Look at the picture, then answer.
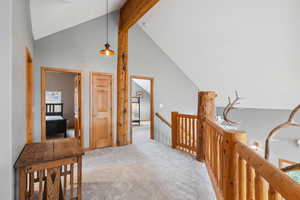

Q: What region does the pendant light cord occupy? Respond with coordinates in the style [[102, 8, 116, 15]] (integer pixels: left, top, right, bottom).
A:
[[106, 0, 109, 44]]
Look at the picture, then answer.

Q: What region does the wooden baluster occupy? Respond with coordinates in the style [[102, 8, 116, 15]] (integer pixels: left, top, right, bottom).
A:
[[179, 117, 182, 150], [246, 164, 255, 200], [214, 131, 218, 176], [216, 133, 220, 184], [185, 118, 191, 152], [19, 169, 26, 200], [29, 171, 34, 200], [171, 112, 178, 149], [238, 157, 246, 200], [191, 118, 195, 153], [70, 163, 74, 199], [46, 167, 61, 200], [210, 129, 214, 168], [212, 129, 215, 169], [209, 126, 212, 163], [184, 117, 187, 152], [77, 157, 82, 200], [63, 165, 67, 200], [269, 185, 281, 200], [38, 170, 43, 200], [194, 118, 197, 153], [207, 126, 211, 163], [255, 173, 265, 200], [220, 134, 224, 191], [181, 117, 185, 151], [212, 130, 216, 172], [188, 118, 191, 153]]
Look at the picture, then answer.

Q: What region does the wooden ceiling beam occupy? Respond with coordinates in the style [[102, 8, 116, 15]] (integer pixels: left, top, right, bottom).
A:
[[119, 0, 159, 32], [117, 0, 159, 146]]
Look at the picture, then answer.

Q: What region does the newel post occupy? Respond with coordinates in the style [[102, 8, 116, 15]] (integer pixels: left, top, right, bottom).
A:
[[196, 91, 217, 161], [223, 130, 247, 200], [171, 112, 178, 148]]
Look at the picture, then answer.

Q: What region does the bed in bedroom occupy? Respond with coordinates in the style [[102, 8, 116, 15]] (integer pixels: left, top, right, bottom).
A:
[[46, 103, 67, 139]]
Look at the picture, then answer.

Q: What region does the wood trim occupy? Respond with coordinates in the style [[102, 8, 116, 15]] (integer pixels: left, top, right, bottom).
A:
[[89, 72, 114, 150], [130, 76, 155, 143], [40, 67, 84, 147], [26, 48, 34, 144]]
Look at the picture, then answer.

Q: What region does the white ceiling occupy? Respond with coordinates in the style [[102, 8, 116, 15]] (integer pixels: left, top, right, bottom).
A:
[[139, 0, 300, 110], [30, 0, 126, 40]]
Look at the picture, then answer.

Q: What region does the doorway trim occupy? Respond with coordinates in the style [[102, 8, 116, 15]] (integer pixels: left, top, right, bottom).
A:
[[26, 48, 33, 144], [40, 67, 84, 146], [89, 72, 114, 150], [130, 75, 154, 143]]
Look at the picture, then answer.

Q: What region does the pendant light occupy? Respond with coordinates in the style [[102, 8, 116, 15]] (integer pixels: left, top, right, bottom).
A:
[[99, 0, 115, 56]]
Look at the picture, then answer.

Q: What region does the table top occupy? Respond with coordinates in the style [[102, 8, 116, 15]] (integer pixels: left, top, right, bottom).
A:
[[14, 139, 84, 168]]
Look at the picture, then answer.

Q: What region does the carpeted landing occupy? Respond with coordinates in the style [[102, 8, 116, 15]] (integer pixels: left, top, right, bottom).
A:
[[82, 130, 215, 200]]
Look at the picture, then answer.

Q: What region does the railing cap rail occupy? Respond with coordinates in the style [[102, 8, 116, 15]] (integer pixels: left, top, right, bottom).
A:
[[236, 141, 300, 200]]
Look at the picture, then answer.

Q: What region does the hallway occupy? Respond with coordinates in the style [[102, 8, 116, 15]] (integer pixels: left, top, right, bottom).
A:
[[82, 131, 216, 200]]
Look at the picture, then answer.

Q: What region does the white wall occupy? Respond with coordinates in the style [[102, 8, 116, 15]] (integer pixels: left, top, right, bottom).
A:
[[33, 12, 199, 148], [11, 0, 34, 199], [140, 0, 300, 110], [0, 0, 34, 199], [0, 0, 13, 199]]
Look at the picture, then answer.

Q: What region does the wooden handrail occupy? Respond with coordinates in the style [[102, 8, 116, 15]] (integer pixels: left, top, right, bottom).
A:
[[236, 141, 300, 200], [155, 112, 171, 128], [203, 117, 300, 200]]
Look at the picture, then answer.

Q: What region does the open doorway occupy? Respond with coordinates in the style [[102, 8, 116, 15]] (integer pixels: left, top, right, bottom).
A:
[[41, 67, 83, 146], [130, 76, 154, 144]]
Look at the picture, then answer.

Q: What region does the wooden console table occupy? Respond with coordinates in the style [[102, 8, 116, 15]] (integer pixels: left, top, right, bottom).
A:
[[15, 140, 84, 200]]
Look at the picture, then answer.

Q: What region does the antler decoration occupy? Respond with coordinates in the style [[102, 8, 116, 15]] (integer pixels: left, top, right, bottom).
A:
[[223, 91, 242, 125], [264, 105, 300, 160]]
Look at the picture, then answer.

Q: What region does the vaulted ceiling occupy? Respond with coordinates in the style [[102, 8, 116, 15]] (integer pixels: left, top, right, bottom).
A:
[[139, 0, 300, 110], [30, 0, 126, 40], [30, 0, 300, 109]]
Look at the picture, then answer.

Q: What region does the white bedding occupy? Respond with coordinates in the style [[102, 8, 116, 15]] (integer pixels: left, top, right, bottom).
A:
[[46, 115, 64, 121]]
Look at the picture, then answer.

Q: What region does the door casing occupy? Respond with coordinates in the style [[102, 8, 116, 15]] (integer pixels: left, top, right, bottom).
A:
[[40, 67, 84, 146], [26, 48, 33, 144], [130, 75, 154, 143]]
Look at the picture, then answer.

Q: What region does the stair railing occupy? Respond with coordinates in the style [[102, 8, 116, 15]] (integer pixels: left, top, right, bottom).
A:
[[171, 91, 300, 200]]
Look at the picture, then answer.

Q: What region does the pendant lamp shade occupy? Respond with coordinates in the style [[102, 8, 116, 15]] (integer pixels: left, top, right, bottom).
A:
[[99, 0, 115, 56], [99, 43, 115, 56]]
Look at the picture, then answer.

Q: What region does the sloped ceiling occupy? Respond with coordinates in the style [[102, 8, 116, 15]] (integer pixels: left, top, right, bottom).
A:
[[30, 0, 126, 40], [139, 0, 300, 110]]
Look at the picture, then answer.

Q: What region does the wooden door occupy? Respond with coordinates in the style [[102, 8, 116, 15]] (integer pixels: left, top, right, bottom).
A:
[[90, 73, 113, 149]]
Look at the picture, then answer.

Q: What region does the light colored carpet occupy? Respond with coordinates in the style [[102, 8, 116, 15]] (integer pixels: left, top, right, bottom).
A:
[[82, 127, 216, 200]]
